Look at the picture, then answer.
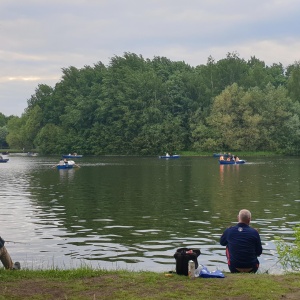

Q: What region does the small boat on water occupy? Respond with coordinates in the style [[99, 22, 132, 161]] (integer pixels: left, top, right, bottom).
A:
[[27, 152, 38, 157], [219, 159, 246, 165], [56, 160, 76, 169], [0, 158, 9, 163], [62, 154, 83, 159], [159, 154, 180, 159], [57, 164, 74, 169]]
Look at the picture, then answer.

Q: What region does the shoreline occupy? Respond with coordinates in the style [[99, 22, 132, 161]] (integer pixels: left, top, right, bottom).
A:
[[0, 268, 299, 299]]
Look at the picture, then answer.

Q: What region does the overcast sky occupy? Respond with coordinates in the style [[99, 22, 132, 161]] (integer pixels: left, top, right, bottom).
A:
[[1, 0, 300, 117]]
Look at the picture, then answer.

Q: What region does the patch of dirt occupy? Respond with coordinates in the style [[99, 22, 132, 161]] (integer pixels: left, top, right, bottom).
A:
[[1, 274, 300, 300]]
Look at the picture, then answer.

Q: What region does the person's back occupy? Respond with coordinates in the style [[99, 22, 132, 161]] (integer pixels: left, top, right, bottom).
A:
[[68, 160, 75, 166], [220, 209, 262, 273]]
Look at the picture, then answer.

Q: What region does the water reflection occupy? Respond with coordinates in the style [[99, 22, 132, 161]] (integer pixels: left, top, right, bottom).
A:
[[1, 155, 299, 273], [58, 168, 75, 181]]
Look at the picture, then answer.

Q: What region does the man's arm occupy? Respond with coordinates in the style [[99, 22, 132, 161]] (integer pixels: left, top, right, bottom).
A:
[[255, 232, 263, 256], [220, 229, 228, 246]]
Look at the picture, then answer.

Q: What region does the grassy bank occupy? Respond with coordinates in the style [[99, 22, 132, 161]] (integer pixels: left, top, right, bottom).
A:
[[179, 151, 280, 157], [0, 149, 33, 154], [1, 268, 300, 300], [0, 149, 286, 157]]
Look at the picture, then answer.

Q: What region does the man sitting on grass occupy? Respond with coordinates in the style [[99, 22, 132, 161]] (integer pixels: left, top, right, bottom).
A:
[[0, 236, 20, 270], [220, 209, 262, 273]]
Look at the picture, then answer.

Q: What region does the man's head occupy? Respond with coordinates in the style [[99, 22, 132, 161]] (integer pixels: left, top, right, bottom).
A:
[[238, 209, 251, 224]]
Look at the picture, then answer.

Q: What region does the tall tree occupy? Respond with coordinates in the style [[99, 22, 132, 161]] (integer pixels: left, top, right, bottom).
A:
[[287, 61, 300, 102], [6, 117, 25, 149], [0, 126, 8, 148]]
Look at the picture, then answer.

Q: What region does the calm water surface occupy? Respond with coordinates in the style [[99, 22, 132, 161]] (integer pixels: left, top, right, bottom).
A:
[[1, 154, 299, 274]]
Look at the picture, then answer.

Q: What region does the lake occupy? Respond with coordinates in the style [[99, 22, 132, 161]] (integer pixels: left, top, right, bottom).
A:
[[1, 154, 299, 274]]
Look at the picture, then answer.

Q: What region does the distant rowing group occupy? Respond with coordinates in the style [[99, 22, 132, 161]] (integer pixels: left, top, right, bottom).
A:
[[56, 158, 80, 169], [219, 154, 240, 162], [54, 152, 83, 169], [219, 154, 246, 165]]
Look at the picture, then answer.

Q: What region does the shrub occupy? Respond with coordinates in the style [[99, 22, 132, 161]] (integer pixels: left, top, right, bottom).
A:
[[276, 225, 300, 271]]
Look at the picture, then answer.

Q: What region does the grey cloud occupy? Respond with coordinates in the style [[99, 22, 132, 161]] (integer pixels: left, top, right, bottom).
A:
[[1, 0, 300, 116]]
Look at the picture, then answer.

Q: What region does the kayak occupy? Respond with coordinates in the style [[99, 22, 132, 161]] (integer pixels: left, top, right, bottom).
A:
[[219, 160, 246, 165], [159, 155, 180, 159], [57, 164, 74, 169], [57, 160, 76, 169], [0, 158, 9, 163]]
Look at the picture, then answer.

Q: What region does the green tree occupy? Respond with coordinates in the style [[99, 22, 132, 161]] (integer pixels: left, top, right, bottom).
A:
[[6, 117, 25, 149], [0, 112, 7, 127], [190, 113, 220, 152], [8, 52, 300, 155], [257, 84, 292, 151], [24, 105, 43, 149], [266, 63, 286, 87], [243, 56, 269, 89], [287, 61, 300, 102], [207, 83, 248, 150], [26, 84, 57, 125], [34, 124, 64, 154], [213, 52, 248, 94], [0, 126, 8, 148]]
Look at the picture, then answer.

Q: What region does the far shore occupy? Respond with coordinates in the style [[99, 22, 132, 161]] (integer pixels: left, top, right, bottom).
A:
[[0, 149, 285, 157]]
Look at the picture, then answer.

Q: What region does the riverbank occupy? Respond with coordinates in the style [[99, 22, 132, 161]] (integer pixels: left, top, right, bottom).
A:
[[1, 268, 300, 299], [180, 150, 281, 157], [0, 149, 282, 157]]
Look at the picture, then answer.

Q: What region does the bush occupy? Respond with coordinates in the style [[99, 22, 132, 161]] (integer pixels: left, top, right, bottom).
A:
[[276, 225, 300, 271]]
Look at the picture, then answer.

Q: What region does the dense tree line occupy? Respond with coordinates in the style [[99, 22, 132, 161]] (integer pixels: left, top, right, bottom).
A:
[[2, 52, 300, 155], [0, 113, 11, 149]]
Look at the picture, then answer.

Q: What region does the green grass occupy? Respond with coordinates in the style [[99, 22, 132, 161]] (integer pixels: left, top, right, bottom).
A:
[[0, 268, 300, 299], [0, 149, 34, 154]]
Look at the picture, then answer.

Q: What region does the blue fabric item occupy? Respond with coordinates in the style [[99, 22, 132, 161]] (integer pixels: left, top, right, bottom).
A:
[[199, 266, 225, 278]]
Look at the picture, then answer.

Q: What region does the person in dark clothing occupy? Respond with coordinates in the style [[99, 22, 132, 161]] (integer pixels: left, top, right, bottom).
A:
[[220, 209, 262, 273], [0, 237, 20, 270]]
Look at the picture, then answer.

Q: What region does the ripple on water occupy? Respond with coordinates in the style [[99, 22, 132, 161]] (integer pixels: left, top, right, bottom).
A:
[[1, 156, 299, 274]]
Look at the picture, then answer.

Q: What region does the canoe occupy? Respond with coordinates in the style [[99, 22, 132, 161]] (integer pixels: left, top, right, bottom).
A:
[[62, 154, 83, 159], [159, 155, 180, 159], [0, 158, 9, 163], [219, 160, 246, 165], [57, 164, 74, 169], [57, 160, 76, 169]]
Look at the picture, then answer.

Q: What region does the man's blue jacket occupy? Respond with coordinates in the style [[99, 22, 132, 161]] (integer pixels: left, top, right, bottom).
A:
[[220, 223, 263, 268]]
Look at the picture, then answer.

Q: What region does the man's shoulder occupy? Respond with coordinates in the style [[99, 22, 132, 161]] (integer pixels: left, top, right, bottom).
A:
[[224, 225, 239, 231]]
